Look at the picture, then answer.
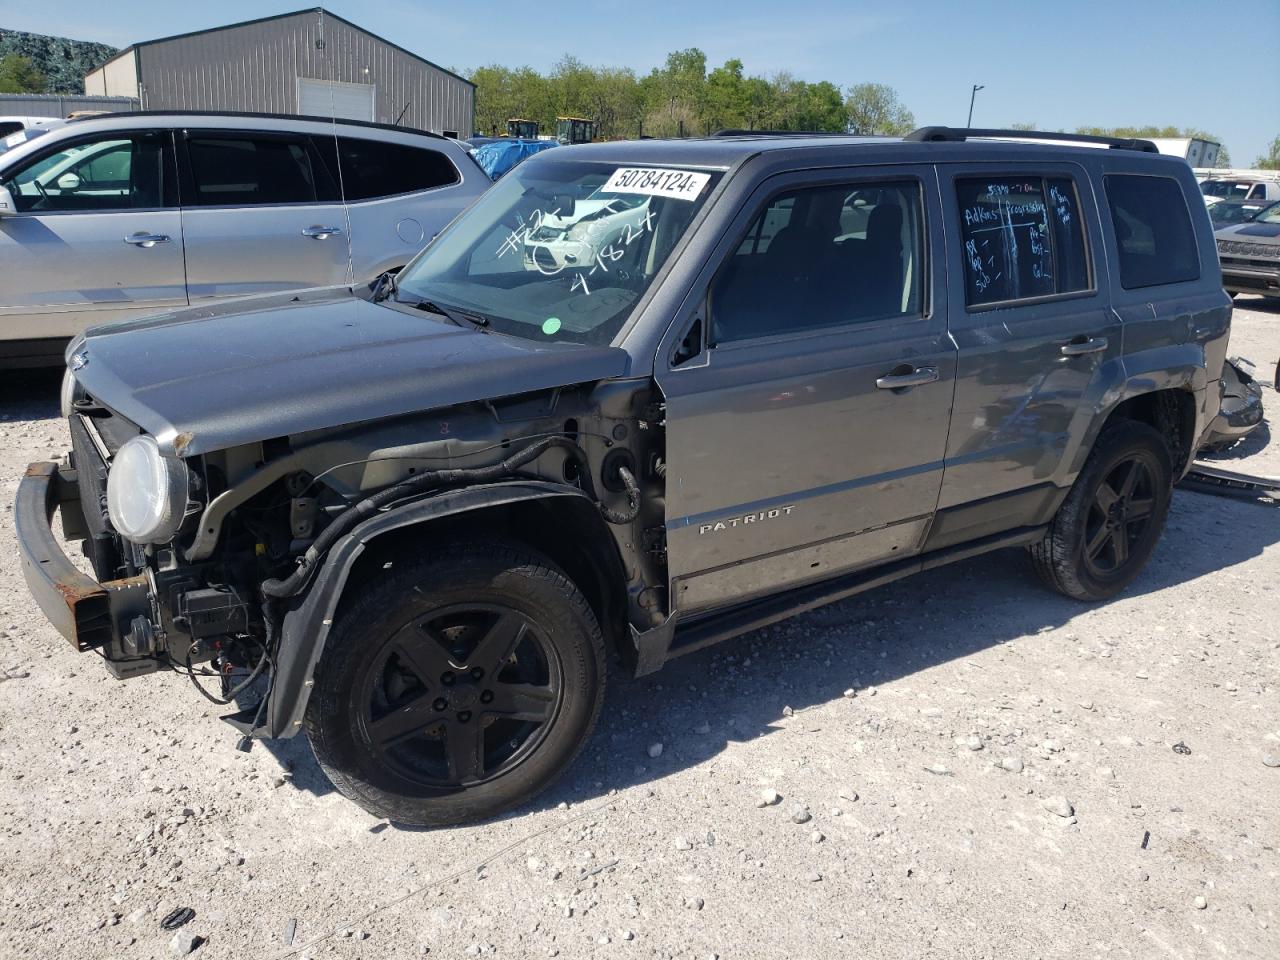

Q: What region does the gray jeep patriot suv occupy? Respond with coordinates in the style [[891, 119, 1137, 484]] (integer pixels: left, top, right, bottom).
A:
[[16, 127, 1231, 826]]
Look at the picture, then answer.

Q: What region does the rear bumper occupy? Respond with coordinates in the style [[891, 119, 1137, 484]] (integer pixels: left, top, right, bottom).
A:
[[1204, 398, 1264, 446], [14, 461, 147, 652], [1202, 364, 1265, 448], [1203, 391, 1264, 450]]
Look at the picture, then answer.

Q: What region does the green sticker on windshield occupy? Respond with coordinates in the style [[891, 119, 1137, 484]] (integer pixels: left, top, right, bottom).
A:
[[542, 317, 562, 335]]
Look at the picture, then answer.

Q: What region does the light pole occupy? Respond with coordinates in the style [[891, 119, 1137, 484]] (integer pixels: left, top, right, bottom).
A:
[[967, 84, 984, 127]]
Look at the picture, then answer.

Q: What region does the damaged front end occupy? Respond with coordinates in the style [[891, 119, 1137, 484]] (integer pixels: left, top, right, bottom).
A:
[[16, 376, 670, 740], [17, 397, 270, 695], [15, 461, 149, 664]]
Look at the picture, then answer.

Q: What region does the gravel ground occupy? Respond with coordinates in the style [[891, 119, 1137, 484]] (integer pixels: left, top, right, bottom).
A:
[[1, 299, 1277, 960]]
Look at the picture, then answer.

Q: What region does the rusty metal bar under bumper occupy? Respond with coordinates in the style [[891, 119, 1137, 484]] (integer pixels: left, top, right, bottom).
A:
[[15, 460, 146, 650]]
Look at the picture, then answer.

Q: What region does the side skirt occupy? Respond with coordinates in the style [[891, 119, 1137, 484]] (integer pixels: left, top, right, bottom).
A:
[[632, 524, 1047, 673]]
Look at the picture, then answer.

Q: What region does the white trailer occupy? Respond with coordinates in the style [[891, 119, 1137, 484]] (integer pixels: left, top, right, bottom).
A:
[[1149, 137, 1221, 167]]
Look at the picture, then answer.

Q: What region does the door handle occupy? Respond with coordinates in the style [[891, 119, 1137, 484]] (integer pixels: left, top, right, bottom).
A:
[[1060, 336, 1108, 357], [123, 233, 170, 247], [301, 225, 342, 239], [875, 364, 939, 390]]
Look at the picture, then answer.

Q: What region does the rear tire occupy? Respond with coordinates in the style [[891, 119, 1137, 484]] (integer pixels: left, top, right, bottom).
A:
[[1030, 420, 1173, 601], [305, 540, 605, 826]]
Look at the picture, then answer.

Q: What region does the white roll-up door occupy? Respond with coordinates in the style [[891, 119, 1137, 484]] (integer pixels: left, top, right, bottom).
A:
[[297, 78, 375, 122]]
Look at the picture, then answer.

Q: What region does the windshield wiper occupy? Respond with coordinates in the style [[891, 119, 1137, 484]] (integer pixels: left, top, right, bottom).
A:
[[411, 298, 490, 332], [381, 281, 493, 331]]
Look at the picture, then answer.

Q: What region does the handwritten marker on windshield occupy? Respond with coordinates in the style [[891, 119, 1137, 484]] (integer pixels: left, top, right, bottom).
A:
[[542, 317, 562, 335]]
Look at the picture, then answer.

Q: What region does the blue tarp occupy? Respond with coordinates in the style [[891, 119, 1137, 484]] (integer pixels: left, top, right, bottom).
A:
[[472, 138, 558, 180]]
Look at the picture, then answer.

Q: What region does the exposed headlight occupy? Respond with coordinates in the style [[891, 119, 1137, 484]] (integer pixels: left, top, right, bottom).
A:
[[567, 220, 604, 242], [106, 435, 190, 544], [59, 370, 77, 418]]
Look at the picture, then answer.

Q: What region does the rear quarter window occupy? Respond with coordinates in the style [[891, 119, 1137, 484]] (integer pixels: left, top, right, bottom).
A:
[[1104, 174, 1199, 289], [330, 137, 460, 201]]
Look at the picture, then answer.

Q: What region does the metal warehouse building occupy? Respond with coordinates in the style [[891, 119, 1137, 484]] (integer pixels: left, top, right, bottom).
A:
[[83, 8, 474, 136]]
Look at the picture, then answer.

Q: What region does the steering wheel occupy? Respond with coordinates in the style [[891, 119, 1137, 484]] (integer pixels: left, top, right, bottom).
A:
[[31, 177, 49, 203]]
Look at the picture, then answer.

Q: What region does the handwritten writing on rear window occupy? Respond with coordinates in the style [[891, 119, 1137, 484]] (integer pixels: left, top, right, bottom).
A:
[[958, 178, 1055, 304]]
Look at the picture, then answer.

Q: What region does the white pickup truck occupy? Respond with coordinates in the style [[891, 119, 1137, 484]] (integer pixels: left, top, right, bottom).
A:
[[1196, 168, 1280, 203]]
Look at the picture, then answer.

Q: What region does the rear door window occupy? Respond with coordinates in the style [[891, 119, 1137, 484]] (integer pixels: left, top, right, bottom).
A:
[[318, 136, 461, 201], [1104, 174, 1199, 289], [956, 175, 1091, 307], [185, 134, 337, 206]]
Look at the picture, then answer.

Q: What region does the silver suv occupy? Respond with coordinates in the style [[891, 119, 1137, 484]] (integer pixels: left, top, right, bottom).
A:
[[0, 111, 488, 367]]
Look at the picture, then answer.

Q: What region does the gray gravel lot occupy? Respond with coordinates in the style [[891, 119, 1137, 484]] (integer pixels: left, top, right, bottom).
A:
[[1, 298, 1277, 960]]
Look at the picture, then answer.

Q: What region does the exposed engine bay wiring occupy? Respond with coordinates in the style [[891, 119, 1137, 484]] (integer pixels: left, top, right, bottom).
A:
[[235, 430, 622, 514], [262, 436, 640, 600], [180, 634, 272, 707]]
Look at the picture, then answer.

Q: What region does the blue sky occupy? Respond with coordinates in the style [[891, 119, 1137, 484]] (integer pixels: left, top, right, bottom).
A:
[[7, 0, 1279, 161]]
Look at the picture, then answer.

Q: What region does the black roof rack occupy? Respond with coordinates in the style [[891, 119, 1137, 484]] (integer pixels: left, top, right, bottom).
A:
[[67, 109, 445, 141], [904, 126, 1159, 154], [711, 129, 848, 138]]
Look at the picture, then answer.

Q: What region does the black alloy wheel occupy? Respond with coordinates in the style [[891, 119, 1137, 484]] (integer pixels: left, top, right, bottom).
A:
[[356, 602, 562, 788], [1080, 455, 1159, 578], [306, 540, 605, 826], [1030, 420, 1174, 601]]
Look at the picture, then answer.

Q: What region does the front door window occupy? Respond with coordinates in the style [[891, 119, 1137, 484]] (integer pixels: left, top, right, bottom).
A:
[[2, 133, 172, 212], [711, 180, 924, 342]]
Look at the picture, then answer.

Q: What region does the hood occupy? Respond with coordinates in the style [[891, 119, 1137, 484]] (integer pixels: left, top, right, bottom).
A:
[[69, 287, 630, 457], [1217, 221, 1280, 240]]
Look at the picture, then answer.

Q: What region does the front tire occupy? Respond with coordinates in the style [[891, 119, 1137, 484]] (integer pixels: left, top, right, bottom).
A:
[[305, 540, 605, 826], [1030, 420, 1173, 601]]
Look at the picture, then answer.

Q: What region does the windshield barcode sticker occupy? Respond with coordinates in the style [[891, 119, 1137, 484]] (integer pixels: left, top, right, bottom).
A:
[[603, 167, 710, 201]]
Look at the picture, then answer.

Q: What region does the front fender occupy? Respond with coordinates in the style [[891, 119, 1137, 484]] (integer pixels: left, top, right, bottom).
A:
[[263, 480, 602, 738]]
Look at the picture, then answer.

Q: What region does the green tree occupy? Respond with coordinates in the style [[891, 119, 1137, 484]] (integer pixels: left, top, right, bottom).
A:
[[704, 58, 749, 131], [468, 50, 916, 142], [1009, 121, 1038, 131], [1254, 136, 1280, 170], [792, 80, 846, 132], [742, 76, 777, 131], [640, 48, 707, 135], [468, 64, 551, 136], [844, 83, 915, 135], [551, 56, 642, 139], [0, 54, 46, 94], [763, 75, 845, 133]]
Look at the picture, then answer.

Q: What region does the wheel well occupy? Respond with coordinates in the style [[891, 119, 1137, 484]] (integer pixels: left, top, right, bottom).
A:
[[335, 496, 631, 661], [1103, 388, 1196, 473]]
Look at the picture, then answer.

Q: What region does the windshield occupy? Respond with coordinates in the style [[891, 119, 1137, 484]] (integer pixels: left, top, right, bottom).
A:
[[1201, 180, 1254, 199], [1255, 201, 1280, 225], [1211, 201, 1269, 225], [0, 125, 52, 157], [394, 158, 721, 345]]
